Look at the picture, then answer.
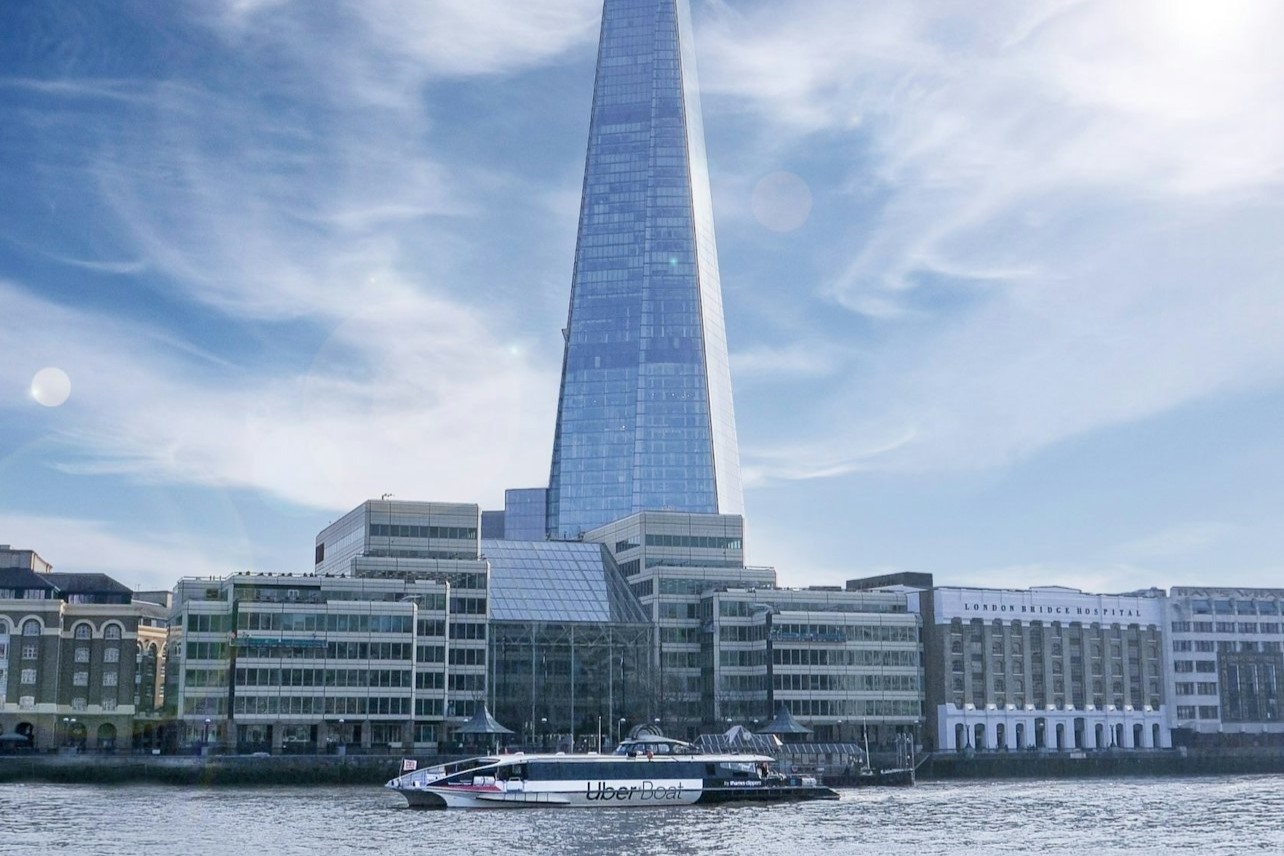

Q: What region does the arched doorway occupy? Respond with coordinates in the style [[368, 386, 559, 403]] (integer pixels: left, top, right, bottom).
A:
[[97, 723, 118, 752], [1095, 723, 1106, 748], [954, 723, 966, 751], [1133, 723, 1144, 748], [1034, 718, 1047, 749], [1152, 723, 1162, 748], [1015, 722, 1026, 749], [67, 721, 88, 749]]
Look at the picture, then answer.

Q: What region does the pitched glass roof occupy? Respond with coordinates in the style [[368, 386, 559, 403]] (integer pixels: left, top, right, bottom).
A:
[[481, 540, 649, 624]]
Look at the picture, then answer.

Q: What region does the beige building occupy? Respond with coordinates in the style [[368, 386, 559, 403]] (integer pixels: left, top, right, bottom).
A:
[[1, 546, 168, 751]]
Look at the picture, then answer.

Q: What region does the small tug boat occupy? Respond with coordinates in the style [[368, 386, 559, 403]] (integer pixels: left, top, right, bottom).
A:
[[386, 734, 839, 809]]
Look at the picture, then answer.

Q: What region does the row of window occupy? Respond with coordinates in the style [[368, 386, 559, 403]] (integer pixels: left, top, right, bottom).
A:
[[232, 695, 411, 716], [1173, 660, 1219, 673], [236, 612, 413, 634], [774, 624, 919, 644], [773, 698, 923, 718], [0, 619, 123, 637], [772, 649, 921, 668], [1175, 705, 1223, 720], [1181, 599, 1282, 616], [642, 534, 741, 551], [368, 523, 478, 541], [1172, 621, 1284, 634], [1174, 682, 1221, 695], [184, 641, 414, 661], [773, 673, 922, 693], [229, 668, 414, 688]]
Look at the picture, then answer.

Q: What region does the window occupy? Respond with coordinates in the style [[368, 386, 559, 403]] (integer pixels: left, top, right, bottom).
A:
[[74, 624, 92, 640], [22, 644, 38, 660], [75, 647, 90, 663], [21, 669, 37, 684], [104, 625, 122, 641], [103, 671, 118, 687], [102, 697, 117, 712], [73, 671, 89, 686], [104, 648, 119, 664], [1171, 621, 1192, 633], [22, 619, 40, 636], [71, 697, 87, 711]]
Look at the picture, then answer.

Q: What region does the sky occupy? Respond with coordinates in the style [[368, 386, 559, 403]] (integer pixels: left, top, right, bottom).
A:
[[3, 0, 1283, 595]]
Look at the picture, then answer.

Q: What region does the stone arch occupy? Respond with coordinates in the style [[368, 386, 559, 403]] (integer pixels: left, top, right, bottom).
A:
[[102, 622, 124, 640], [21, 618, 42, 636], [73, 622, 93, 640], [97, 723, 118, 750]]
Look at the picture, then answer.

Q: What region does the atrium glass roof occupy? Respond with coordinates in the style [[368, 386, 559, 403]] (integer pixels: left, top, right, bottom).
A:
[[481, 540, 649, 624]]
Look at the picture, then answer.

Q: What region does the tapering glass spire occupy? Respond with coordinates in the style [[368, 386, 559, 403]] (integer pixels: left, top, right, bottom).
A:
[[547, 0, 743, 539]]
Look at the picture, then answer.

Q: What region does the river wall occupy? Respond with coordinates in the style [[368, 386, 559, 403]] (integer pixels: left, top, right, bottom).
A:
[[918, 747, 1284, 780], [0, 754, 400, 786], [4, 749, 1284, 787]]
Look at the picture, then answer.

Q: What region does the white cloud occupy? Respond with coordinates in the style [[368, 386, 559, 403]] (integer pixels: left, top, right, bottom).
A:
[[700, 0, 1284, 479], [1, 271, 555, 513], [0, 513, 235, 590]]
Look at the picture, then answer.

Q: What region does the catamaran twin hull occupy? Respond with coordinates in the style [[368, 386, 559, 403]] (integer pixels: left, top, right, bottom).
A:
[[387, 754, 839, 809]]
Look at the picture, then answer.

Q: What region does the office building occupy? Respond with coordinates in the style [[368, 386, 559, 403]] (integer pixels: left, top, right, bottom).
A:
[[703, 586, 923, 746], [586, 511, 770, 734], [546, 0, 743, 539], [1165, 587, 1283, 746]]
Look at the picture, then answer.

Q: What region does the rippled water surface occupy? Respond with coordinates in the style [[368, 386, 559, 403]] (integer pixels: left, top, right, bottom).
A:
[[3, 776, 1282, 855]]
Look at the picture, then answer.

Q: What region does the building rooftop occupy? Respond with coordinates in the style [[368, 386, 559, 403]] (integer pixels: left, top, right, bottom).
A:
[[482, 540, 648, 624]]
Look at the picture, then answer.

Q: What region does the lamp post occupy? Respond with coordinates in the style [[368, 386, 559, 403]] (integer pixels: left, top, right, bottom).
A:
[[540, 717, 547, 751], [617, 717, 626, 746]]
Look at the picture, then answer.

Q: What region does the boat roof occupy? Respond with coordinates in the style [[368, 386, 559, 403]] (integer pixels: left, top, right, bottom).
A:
[[437, 750, 774, 766]]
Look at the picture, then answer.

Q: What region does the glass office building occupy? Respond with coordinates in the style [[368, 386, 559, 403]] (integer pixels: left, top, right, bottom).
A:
[[482, 540, 653, 748], [547, 0, 743, 539]]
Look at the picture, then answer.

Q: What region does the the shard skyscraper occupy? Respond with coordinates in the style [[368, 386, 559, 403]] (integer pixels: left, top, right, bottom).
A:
[[547, 0, 743, 539]]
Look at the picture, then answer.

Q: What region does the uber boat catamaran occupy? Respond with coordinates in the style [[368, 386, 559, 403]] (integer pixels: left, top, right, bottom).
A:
[[386, 734, 839, 809]]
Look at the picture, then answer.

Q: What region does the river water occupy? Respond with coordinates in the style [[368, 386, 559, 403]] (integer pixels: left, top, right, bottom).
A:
[[2, 776, 1282, 855]]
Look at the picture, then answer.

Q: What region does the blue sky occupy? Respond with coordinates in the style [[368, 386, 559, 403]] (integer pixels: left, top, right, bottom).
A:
[[3, 0, 1283, 594]]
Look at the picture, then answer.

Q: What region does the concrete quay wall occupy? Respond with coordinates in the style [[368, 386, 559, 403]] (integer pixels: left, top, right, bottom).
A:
[[919, 748, 1284, 780], [0, 754, 403, 786]]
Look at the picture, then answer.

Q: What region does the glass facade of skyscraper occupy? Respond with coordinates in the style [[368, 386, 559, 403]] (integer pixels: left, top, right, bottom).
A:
[[546, 0, 743, 539]]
